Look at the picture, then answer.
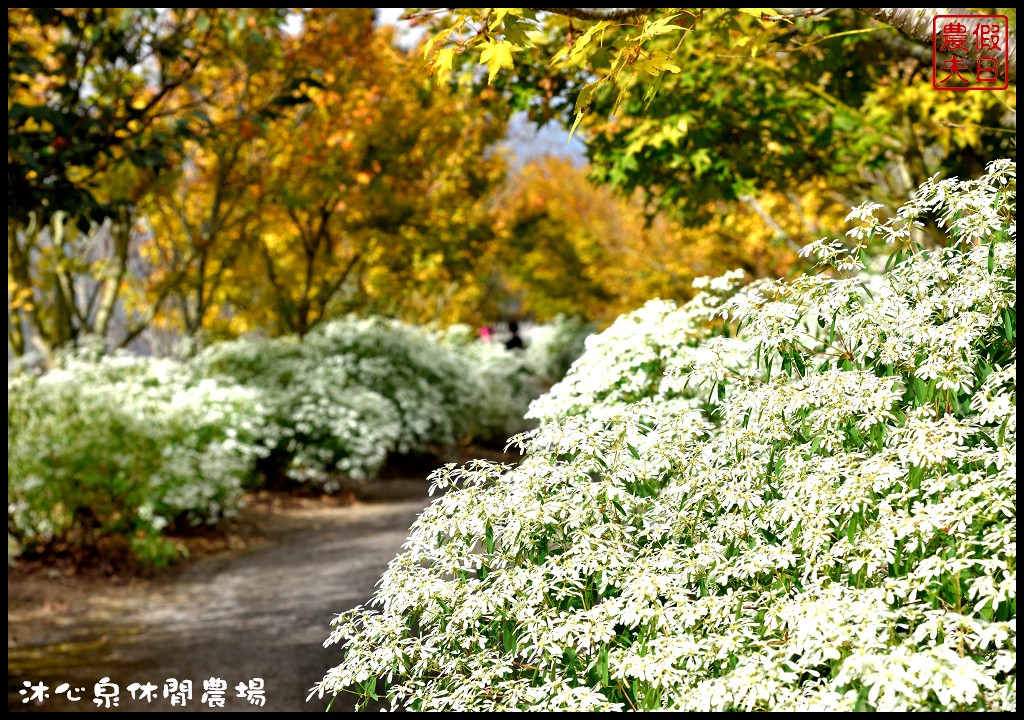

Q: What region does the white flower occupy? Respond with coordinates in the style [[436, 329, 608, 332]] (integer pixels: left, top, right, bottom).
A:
[[315, 163, 1017, 712]]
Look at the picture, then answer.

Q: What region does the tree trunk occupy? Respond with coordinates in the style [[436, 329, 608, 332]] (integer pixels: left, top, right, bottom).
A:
[[93, 207, 132, 339]]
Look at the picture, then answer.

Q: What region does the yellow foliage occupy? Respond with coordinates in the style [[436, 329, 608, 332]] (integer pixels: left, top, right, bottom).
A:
[[489, 157, 846, 326], [132, 8, 509, 338]]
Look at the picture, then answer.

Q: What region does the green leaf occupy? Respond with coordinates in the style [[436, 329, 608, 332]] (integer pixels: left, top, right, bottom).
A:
[[502, 16, 532, 46], [794, 353, 806, 376], [569, 81, 599, 138], [690, 148, 711, 177], [503, 623, 515, 652], [997, 413, 1010, 445]]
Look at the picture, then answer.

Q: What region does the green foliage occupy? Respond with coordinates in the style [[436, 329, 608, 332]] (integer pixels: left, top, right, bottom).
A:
[[7, 8, 222, 224], [421, 8, 1015, 222]]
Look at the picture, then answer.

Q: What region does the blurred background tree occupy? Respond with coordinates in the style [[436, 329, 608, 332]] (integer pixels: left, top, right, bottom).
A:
[[8, 7, 1016, 359], [8, 8, 220, 355]]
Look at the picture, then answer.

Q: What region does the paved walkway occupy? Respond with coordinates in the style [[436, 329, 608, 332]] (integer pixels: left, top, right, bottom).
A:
[[9, 495, 433, 713]]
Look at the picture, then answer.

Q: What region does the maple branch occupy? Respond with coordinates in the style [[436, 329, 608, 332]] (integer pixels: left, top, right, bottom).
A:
[[532, 8, 654, 21], [531, 8, 1015, 82]]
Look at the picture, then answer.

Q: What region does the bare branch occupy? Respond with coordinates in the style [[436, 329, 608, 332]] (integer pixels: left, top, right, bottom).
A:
[[874, 25, 935, 65], [762, 8, 830, 22], [532, 8, 655, 21]]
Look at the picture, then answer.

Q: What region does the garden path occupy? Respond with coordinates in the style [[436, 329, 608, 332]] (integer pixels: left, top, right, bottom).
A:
[[9, 482, 439, 713]]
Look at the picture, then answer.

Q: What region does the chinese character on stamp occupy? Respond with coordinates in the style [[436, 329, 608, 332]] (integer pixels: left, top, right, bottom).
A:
[[932, 14, 1010, 90]]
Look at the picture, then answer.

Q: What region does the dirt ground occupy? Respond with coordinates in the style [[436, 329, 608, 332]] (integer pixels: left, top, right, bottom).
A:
[[8, 447, 517, 713]]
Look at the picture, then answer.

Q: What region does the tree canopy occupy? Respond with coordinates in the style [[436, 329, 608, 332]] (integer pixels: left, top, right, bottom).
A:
[[8, 9, 509, 355], [8, 7, 1016, 358], [416, 7, 1015, 219]]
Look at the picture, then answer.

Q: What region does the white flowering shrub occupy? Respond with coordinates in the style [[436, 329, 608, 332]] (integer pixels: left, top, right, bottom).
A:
[[526, 272, 752, 430], [433, 324, 543, 443], [8, 351, 265, 567], [8, 310, 579, 567], [313, 161, 1016, 712], [199, 316, 505, 490], [304, 316, 486, 455], [194, 336, 402, 490], [521, 315, 596, 387], [433, 317, 597, 444]]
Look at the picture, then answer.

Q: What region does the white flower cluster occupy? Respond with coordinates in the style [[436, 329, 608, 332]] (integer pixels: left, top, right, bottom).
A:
[[527, 269, 749, 426], [9, 313, 589, 564], [313, 162, 1016, 712], [432, 325, 542, 443], [196, 334, 403, 490], [305, 317, 486, 455], [521, 315, 596, 386], [198, 315, 535, 489], [8, 352, 266, 560], [432, 314, 596, 443]]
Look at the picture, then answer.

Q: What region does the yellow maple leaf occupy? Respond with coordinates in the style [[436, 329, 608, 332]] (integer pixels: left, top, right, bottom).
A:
[[479, 40, 516, 84]]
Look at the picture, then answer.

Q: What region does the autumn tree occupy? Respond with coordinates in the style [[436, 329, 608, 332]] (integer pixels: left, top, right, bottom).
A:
[[7, 8, 227, 356], [223, 8, 507, 337], [489, 156, 853, 323], [14, 7, 1011, 356], [9, 8, 512, 352], [417, 8, 1015, 225], [139, 8, 307, 340], [7, 8, 219, 224]]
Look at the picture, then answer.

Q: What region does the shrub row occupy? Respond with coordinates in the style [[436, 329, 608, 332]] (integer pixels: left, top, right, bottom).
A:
[[8, 315, 592, 567]]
